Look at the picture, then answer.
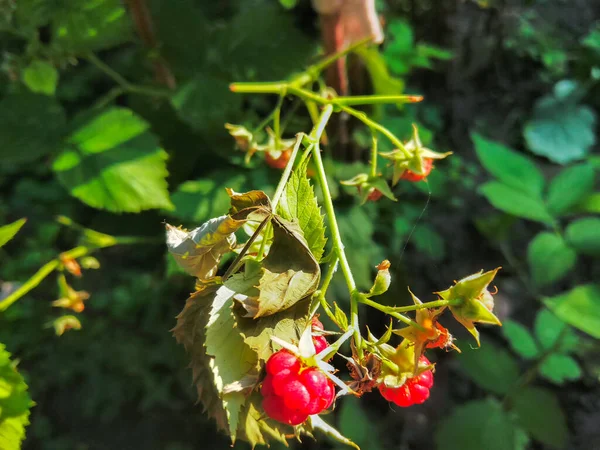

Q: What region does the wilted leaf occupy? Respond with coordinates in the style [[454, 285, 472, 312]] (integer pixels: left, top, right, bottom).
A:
[[527, 232, 577, 287], [511, 387, 568, 449], [253, 217, 320, 317], [539, 354, 582, 384], [502, 320, 539, 359], [53, 108, 173, 213], [546, 164, 595, 216], [166, 216, 241, 280], [524, 82, 596, 164], [22, 60, 58, 95], [565, 218, 600, 256], [0, 219, 27, 248], [173, 287, 227, 430], [205, 282, 259, 439], [472, 133, 545, 197], [544, 284, 600, 339], [0, 344, 34, 450], [436, 398, 528, 450], [479, 182, 554, 224], [0, 92, 66, 164], [457, 339, 520, 395], [277, 162, 327, 261], [228, 189, 271, 215], [238, 393, 288, 448], [310, 412, 361, 450]]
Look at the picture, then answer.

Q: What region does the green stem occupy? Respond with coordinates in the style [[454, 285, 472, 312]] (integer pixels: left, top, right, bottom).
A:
[[359, 297, 426, 331], [271, 135, 304, 209], [320, 257, 339, 297], [86, 53, 170, 98], [273, 94, 284, 151], [389, 298, 457, 313], [340, 105, 411, 158], [0, 246, 88, 312], [310, 105, 363, 352], [370, 134, 378, 178], [332, 95, 423, 106], [229, 81, 287, 94]]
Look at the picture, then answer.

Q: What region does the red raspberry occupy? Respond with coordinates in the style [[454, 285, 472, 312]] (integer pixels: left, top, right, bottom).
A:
[[400, 158, 434, 182], [261, 350, 335, 426], [366, 188, 383, 202], [311, 316, 329, 355], [378, 356, 434, 407], [265, 149, 291, 170]]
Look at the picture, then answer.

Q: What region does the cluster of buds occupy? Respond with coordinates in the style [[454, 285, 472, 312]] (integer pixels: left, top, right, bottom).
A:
[[225, 123, 295, 169], [342, 125, 452, 202]]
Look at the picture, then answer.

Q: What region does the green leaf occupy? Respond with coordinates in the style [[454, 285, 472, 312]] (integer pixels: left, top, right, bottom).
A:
[[171, 74, 242, 134], [169, 171, 247, 223], [0, 92, 66, 164], [511, 387, 568, 449], [575, 192, 600, 214], [277, 162, 327, 261], [52, 0, 132, 52], [472, 133, 545, 197], [247, 217, 320, 318], [527, 232, 577, 287], [356, 47, 405, 96], [53, 108, 173, 213], [173, 285, 259, 441], [502, 320, 539, 359], [479, 182, 554, 224], [239, 393, 288, 447], [457, 339, 520, 395], [22, 60, 58, 95], [539, 354, 582, 384], [205, 282, 259, 440], [534, 309, 579, 353], [524, 83, 597, 164], [565, 217, 600, 256], [544, 284, 600, 338], [333, 302, 349, 331], [546, 164, 595, 216], [435, 398, 529, 450], [279, 0, 298, 8], [217, 3, 315, 81], [236, 297, 310, 363], [0, 219, 27, 248], [0, 343, 34, 450]]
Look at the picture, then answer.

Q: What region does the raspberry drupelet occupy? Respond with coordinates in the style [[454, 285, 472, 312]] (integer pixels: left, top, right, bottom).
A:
[[378, 356, 434, 407], [262, 350, 335, 425]]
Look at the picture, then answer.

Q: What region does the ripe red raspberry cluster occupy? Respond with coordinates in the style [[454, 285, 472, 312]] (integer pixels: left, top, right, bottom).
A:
[[311, 316, 328, 354], [262, 350, 335, 425], [378, 356, 434, 407]]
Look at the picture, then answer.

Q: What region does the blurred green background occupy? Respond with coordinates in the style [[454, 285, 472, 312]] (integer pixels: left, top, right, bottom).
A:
[[1, 0, 600, 449]]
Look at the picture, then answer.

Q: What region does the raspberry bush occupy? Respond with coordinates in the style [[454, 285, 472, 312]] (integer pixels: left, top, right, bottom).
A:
[[167, 39, 503, 448]]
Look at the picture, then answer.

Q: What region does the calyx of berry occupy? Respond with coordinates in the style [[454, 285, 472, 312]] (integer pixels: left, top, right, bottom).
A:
[[373, 338, 434, 389], [341, 173, 396, 203], [378, 356, 434, 407], [435, 268, 502, 345], [394, 289, 459, 368], [379, 125, 451, 185]]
